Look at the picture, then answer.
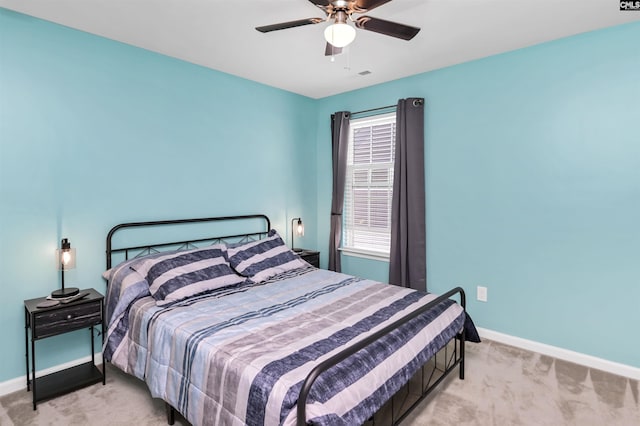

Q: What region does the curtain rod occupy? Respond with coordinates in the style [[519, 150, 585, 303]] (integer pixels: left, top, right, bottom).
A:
[[351, 104, 396, 117]]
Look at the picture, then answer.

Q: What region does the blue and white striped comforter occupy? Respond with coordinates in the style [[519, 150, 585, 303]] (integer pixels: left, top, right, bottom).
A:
[[105, 267, 473, 426]]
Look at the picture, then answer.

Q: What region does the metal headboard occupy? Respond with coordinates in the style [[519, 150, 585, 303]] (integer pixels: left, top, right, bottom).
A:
[[106, 214, 271, 269]]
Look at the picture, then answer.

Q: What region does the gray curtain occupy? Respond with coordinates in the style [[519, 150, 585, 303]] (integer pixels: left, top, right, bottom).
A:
[[389, 98, 426, 291], [328, 111, 350, 272]]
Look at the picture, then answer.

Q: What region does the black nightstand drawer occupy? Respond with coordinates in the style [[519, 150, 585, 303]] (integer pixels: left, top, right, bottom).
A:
[[33, 301, 102, 339], [302, 253, 319, 268], [296, 250, 320, 268]]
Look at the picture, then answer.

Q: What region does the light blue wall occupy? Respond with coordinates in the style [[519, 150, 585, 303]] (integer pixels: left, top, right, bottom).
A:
[[2, 9, 638, 388], [0, 10, 317, 382], [315, 21, 640, 368]]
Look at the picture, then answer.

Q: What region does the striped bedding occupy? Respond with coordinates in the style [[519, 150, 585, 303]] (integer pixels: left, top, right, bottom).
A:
[[105, 266, 476, 426]]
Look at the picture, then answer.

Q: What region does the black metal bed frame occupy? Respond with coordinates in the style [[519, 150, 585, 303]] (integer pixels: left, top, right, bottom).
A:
[[105, 214, 467, 426]]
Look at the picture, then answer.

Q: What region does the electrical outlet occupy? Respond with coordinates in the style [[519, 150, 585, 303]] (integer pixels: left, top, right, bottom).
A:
[[477, 286, 488, 302]]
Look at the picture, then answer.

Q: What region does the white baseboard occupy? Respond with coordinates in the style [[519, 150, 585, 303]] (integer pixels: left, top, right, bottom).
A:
[[0, 353, 103, 398], [477, 327, 640, 380]]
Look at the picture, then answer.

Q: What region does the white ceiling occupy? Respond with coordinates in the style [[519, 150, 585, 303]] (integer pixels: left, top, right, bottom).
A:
[[2, 0, 639, 99]]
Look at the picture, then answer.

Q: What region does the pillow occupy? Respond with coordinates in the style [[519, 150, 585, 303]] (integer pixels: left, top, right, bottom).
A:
[[226, 229, 308, 282], [132, 244, 245, 306], [103, 257, 151, 327]]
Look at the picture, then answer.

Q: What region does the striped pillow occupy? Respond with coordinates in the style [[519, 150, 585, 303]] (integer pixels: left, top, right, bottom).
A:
[[227, 230, 308, 282], [132, 244, 245, 306]]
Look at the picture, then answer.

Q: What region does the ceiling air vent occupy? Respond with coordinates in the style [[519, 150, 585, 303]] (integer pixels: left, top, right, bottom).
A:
[[358, 70, 372, 76]]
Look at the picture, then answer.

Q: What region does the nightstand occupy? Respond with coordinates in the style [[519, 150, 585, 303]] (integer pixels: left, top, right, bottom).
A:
[[24, 288, 105, 410], [295, 249, 320, 268]]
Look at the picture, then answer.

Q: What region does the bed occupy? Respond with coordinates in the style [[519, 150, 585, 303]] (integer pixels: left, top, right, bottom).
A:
[[103, 214, 479, 426]]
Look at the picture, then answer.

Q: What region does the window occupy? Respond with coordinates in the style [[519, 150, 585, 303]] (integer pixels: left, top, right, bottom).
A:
[[343, 112, 396, 259]]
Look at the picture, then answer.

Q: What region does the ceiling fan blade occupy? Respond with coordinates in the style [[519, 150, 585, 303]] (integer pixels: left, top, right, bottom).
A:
[[307, 0, 331, 6], [325, 42, 343, 56], [355, 16, 420, 40], [256, 18, 323, 33], [354, 0, 393, 13]]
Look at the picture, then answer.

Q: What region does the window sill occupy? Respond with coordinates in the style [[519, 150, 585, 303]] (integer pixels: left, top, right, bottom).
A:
[[339, 247, 389, 262]]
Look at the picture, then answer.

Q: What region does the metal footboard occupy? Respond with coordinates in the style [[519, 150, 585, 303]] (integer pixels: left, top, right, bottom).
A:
[[297, 287, 467, 426]]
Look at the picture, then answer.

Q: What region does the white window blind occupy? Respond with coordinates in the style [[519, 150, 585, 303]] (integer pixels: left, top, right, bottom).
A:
[[343, 112, 396, 257]]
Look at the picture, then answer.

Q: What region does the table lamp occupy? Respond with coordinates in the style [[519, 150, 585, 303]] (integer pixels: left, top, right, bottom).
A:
[[52, 238, 79, 298]]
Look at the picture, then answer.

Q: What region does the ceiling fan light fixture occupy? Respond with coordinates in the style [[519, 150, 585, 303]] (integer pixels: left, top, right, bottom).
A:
[[324, 22, 356, 48]]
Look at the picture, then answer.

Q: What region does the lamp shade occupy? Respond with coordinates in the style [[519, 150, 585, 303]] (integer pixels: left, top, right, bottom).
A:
[[291, 218, 304, 252], [295, 219, 304, 237], [56, 238, 76, 270], [324, 22, 356, 48]]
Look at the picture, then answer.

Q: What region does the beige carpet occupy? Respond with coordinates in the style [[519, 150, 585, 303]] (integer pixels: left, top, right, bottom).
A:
[[0, 340, 637, 425]]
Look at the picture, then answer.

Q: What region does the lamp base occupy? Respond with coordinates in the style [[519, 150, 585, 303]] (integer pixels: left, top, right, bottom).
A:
[[51, 287, 80, 299]]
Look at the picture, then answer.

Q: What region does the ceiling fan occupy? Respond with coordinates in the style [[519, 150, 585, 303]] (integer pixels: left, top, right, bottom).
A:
[[256, 0, 420, 56]]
